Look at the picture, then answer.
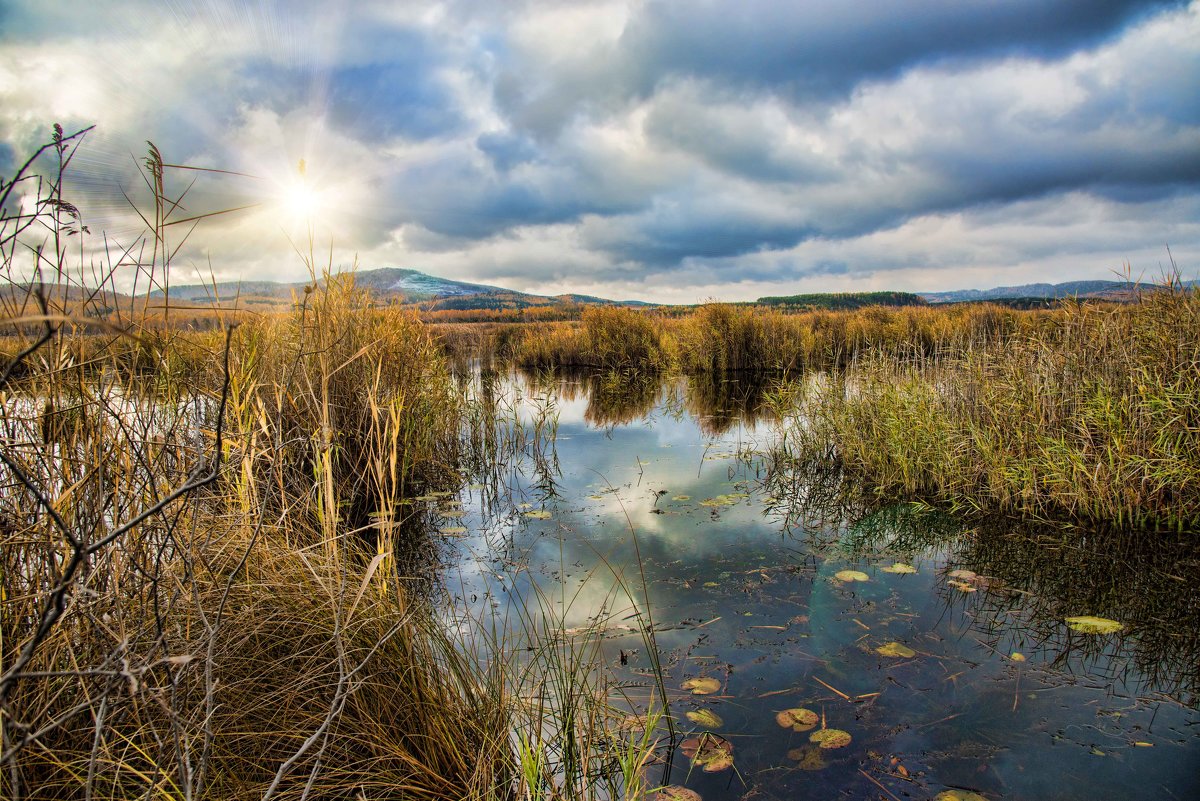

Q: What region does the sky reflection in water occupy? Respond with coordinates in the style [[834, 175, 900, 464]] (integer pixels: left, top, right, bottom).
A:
[[440, 371, 1200, 801]]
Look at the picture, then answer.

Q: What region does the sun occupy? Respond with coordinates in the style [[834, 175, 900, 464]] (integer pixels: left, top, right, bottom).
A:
[[275, 159, 324, 226]]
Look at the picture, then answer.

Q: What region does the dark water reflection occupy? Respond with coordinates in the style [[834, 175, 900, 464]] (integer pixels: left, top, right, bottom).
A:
[[441, 369, 1200, 801]]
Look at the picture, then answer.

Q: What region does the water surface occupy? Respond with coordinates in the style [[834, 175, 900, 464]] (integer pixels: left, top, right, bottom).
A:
[[437, 370, 1200, 800]]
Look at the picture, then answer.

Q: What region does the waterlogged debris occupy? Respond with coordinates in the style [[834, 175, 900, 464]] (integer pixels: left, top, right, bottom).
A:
[[673, 495, 691, 501], [834, 570, 870, 583], [686, 708, 724, 728], [682, 677, 721, 695], [523, 510, 553, 520], [655, 787, 701, 801], [1065, 616, 1124, 635], [680, 735, 734, 772], [935, 792, 987, 801], [787, 744, 828, 770], [437, 527, 468, 536], [881, 562, 917, 574], [809, 728, 852, 749], [775, 707, 819, 732], [875, 642, 916, 658]]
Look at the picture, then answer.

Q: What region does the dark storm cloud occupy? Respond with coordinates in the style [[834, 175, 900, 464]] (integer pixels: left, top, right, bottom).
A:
[[493, 0, 1182, 136], [621, 0, 1176, 93]]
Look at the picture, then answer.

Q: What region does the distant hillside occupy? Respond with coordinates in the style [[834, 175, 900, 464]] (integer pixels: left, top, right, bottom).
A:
[[920, 279, 1197, 304], [756, 291, 927, 310], [151, 267, 647, 310]]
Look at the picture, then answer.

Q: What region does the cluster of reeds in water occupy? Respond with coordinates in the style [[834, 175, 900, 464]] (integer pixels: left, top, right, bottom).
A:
[[463, 273, 1199, 532], [0, 129, 663, 800]]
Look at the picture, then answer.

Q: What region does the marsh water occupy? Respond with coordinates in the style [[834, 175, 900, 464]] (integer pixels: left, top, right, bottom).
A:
[[435, 370, 1200, 800]]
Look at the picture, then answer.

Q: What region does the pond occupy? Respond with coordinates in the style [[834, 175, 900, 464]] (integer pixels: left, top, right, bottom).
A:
[[434, 369, 1200, 800]]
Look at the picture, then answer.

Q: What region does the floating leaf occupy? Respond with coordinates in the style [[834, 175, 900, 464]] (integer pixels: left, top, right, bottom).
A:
[[685, 709, 724, 728], [702, 581, 719, 588], [682, 677, 721, 695], [947, 569, 977, 580], [935, 792, 987, 801], [413, 494, 440, 502], [437, 527, 467, 536], [875, 642, 916, 659], [518, 502, 533, 509], [1010, 652, 1026, 662], [680, 735, 734, 772], [587, 494, 605, 500], [673, 495, 691, 501], [787, 745, 828, 770], [834, 570, 869, 582], [775, 707, 819, 732], [438, 510, 466, 519], [809, 728, 852, 749], [1065, 616, 1123, 635], [655, 787, 701, 801], [947, 580, 977, 593], [699, 495, 737, 507], [523, 510, 553, 520], [881, 562, 917, 574]]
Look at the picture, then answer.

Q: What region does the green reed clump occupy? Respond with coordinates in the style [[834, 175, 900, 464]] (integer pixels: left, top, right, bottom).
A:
[[785, 287, 1200, 530]]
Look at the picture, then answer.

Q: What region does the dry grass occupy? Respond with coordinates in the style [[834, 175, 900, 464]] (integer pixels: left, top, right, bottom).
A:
[[1, 128, 664, 800], [774, 286, 1200, 530]]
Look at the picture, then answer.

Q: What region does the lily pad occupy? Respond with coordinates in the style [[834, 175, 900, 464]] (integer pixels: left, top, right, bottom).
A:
[[834, 570, 870, 582], [523, 510, 553, 520], [875, 641, 916, 658], [935, 792, 987, 801], [682, 677, 721, 695], [685, 709, 724, 728], [881, 562, 917, 574], [775, 707, 819, 732], [680, 735, 734, 772], [655, 787, 701, 801], [809, 728, 852, 749], [787, 744, 828, 771], [1065, 616, 1123, 635]]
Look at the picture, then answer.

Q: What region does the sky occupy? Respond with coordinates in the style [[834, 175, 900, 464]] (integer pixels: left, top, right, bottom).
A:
[[1, 0, 1197, 303]]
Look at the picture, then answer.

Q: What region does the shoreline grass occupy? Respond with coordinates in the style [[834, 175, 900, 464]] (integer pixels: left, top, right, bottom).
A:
[[1, 130, 665, 800]]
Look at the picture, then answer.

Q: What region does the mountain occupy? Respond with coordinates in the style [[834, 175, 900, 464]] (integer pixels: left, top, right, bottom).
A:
[[921, 279, 1196, 304], [150, 267, 648, 308]]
